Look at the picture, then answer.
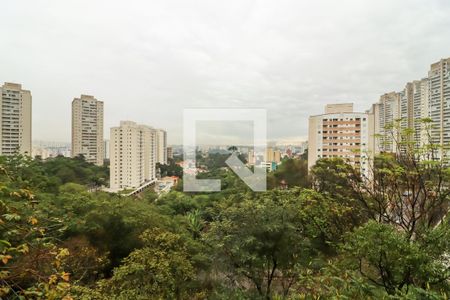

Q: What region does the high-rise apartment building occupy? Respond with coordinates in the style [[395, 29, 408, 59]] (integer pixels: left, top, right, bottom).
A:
[[412, 79, 430, 146], [428, 58, 450, 149], [264, 148, 281, 164], [370, 92, 401, 153], [0, 82, 32, 156], [71, 95, 104, 165], [155, 129, 167, 164], [167, 146, 173, 160], [109, 121, 157, 191], [274, 150, 281, 163], [265, 148, 275, 162], [308, 103, 374, 177], [400, 83, 414, 130], [396, 79, 430, 149], [371, 57, 449, 157]]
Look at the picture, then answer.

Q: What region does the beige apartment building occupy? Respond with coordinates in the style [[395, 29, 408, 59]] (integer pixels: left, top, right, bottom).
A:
[[155, 129, 167, 164], [370, 92, 401, 153], [247, 148, 281, 167], [370, 57, 449, 157], [265, 148, 281, 164], [308, 103, 374, 177], [428, 57, 450, 150], [167, 146, 173, 160], [325, 103, 353, 114], [109, 121, 157, 191], [71, 95, 104, 165], [0, 82, 32, 156]]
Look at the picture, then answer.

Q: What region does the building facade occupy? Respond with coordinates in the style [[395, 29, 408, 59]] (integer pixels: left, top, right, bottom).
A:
[[370, 57, 449, 158], [155, 129, 167, 164], [264, 148, 281, 164], [308, 103, 374, 177], [0, 82, 32, 156], [370, 92, 401, 153], [71, 95, 104, 165], [428, 58, 450, 151], [167, 146, 173, 160], [109, 121, 157, 191]]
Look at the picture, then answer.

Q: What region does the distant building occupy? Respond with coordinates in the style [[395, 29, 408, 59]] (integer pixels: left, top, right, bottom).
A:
[[155, 129, 167, 164], [265, 148, 274, 162], [428, 58, 450, 152], [274, 150, 281, 163], [261, 161, 277, 172], [167, 146, 173, 160], [109, 121, 157, 191], [0, 82, 32, 156], [265, 148, 281, 164], [247, 148, 280, 171], [32, 141, 71, 158], [308, 103, 374, 177], [32, 147, 51, 159], [71, 95, 104, 165], [368, 57, 450, 158], [369, 92, 401, 153]]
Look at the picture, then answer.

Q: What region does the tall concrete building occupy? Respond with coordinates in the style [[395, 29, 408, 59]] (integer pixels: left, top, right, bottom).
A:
[[274, 150, 281, 163], [265, 148, 275, 162], [71, 95, 104, 165], [397, 79, 430, 148], [265, 148, 281, 164], [0, 83, 32, 156], [370, 57, 448, 157], [109, 121, 157, 191], [308, 103, 374, 177], [400, 83, 414, 130], [370, 92, 401, 153], [428, 57, 450, 150], [166, 146, 173, 160], [412, 79, 430, 146], [155, 129, 167, 164]]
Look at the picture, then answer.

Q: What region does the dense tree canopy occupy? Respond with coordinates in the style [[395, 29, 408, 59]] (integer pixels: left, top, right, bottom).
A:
[[0, 132, 449, 299]]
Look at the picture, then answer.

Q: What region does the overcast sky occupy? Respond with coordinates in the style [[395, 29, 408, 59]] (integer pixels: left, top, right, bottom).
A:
[[1, 0, 450, 145]]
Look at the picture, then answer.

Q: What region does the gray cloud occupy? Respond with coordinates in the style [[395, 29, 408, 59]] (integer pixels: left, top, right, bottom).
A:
[[1, 0, 450, 144]]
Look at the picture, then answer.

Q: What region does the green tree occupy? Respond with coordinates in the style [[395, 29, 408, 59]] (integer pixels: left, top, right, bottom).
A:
[[326, 120, 450, 296], [205, 189, 316, 298], [99, 228, 195, 300], [267, 158, 310, 189], [343, 220, 450, 296]]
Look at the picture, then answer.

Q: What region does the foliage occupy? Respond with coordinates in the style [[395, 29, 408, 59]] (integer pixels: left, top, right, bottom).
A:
[[343, 220, 449, 295], [157, 158, 183, 178], [0, 162, 73, 299], [97, 228, 195, 300], [1, 123, 449, 300], [206, 189, 318, 298], [267, 158, 310, 189]]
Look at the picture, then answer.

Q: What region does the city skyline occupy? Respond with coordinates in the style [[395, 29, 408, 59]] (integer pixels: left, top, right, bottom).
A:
[[4, 54, 450, 151], [2, 1, 450, 144]]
